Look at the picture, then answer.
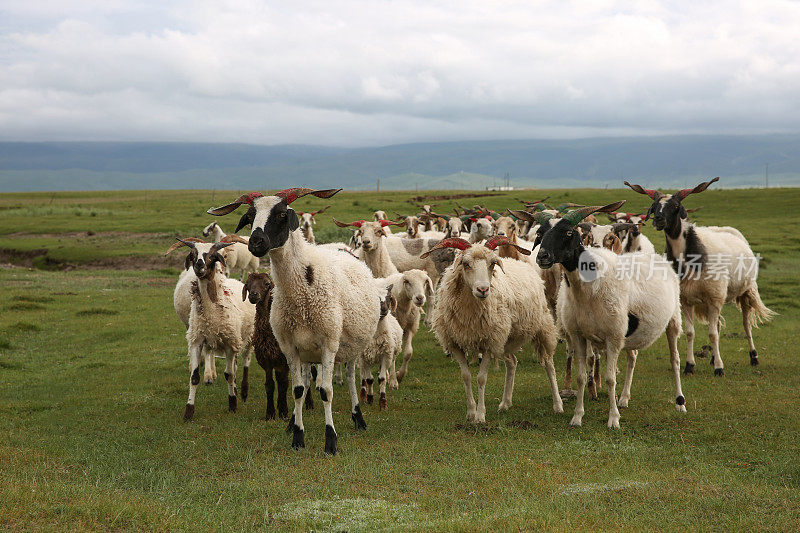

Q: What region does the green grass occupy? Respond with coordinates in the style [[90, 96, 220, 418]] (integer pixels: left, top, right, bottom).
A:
[[0, 188, 799, 530]]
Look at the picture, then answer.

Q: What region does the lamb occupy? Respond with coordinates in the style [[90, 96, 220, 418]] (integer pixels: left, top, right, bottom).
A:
[[208, 187, 380, 455], [296, 205, 331, 244], [424, 236, 563, 423], [359, 285, 404, 410], [201, 222, 260, 280], [374, 269, 433, 383], [242, 273, 314, 421], [626, 177, 774, 375], [332, 218, 404, 278], [170, 239, 256, 422], [535, 202, 687, 428]]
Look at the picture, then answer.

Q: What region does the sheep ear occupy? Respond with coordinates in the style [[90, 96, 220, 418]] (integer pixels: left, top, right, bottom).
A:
[[184, 253, 193, 271], [492, 258, 505, 274], [288, 209, 299, 231], [235, 206, 255, 233], [679, 205, 687, 219], [241, 284, 248, 302], [425, 276, 434, 296]]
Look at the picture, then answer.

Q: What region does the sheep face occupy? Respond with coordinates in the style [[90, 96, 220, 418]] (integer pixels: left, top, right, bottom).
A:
[[493, 216, 516, 238], [379, 287, 397, 319], [649, 196, 685, 234], [247, 197, 300, 257], [401, 270, 433, 307], [405, 216, 420, 238], [299, 212, 315, 231], [202, 222, 218, 237], [536, 219, 581, 271], [373, 210, 388, 221], [184, 242, 231, 279], [359, 221, 386, 252], [242, 273, 274, 305], [602, 232, 623, 254], [456, 247, 502, 300], [469, 218, 494, 241], [445, 218, 463, 238]]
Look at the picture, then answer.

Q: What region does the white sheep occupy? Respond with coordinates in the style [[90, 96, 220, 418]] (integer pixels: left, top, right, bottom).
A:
[[374, 269, 433, 383], [296, 205, 331, 244], [201, 222, 260, 280], [468, 216, 494, 243], [208, 187, 380, 455], [332, 218, 404, 278], [166, 237, 218, 385], [424, 236, 563, 423], [535, 202, 687, 428], [626, 177, 774, 375], [359, 285, 404, 410], [170, 239, 256, 421]]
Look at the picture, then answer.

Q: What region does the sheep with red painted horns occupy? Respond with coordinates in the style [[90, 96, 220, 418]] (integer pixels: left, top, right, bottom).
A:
[[207, 187, 380, 456], [424, 236, 563, 424], [625, 177, 774, 376], [164, 238, 256, 422]]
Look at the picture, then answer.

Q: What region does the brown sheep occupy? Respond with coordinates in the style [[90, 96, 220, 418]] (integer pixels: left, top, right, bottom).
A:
[[242, 273, 313, 420]]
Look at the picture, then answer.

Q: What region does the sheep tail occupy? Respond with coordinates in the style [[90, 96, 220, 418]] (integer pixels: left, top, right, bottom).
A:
[[737, 285, 776, 326]]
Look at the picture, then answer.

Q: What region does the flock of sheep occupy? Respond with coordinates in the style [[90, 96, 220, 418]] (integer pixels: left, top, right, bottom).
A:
[[166, 179, 773, 455]]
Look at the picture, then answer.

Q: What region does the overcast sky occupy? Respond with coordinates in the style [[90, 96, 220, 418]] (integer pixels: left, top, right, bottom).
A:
[[1, 1, 799, 147]]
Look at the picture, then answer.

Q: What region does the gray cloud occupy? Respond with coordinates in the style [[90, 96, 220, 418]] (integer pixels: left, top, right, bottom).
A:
[[1, 0, 799, 146]]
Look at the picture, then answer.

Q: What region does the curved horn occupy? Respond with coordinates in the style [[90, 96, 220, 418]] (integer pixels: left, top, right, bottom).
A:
[[673, 177, 719, 203], [220, 234, 249, 245], [164, 237, 205, 256], [207, 192, 264, 216], [210, 241, 234, 253], [561, 201, 626, 226], [507, 209, 535, 223], [332, 217, 365, 228], [311, 205, 331, 216], [685, 205, 704, 213], [378, 219, 404, 228], [484, 236, 531, 255], [419, 238, 472, 259], [623, 181, 663, 200], [275, 187, 342, 205]]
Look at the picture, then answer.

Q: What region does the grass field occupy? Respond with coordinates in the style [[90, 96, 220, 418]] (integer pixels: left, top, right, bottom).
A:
[[1, 187, 799, 531]]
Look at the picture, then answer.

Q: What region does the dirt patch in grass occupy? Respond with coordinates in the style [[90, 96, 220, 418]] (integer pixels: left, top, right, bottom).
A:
[[0, 247, 182, 271], [12, 322, 41, 332], [75, 308, 119, 316], [6, 302, 46, 311], [13, 295, 54, 303]]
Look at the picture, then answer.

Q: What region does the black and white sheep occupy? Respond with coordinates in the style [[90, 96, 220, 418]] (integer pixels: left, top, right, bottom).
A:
[[626, 177, 774, 375], [208, 188, 380, 455], [536, 202, 687, 428]]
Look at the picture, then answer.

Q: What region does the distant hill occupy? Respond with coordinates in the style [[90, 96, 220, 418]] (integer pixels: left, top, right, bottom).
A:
[[0, 135, 798, 191]]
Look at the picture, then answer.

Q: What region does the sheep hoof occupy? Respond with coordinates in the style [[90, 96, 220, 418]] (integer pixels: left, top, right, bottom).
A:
[[183, 403, 195, 421], [324, 425, 338, 455], [683, 362, 695, 375], [265, 410, 276, 421], [304, 395, 314, 410], [228, 395, 237, 412], [351, 405, 367, 431], [497, 400, 511, 412], [291, 425, 305, 450], [379, 393, 387, 411], [204, 379, 213, 386], [607, 417, 620, 429], [560, 389, 577, 399], [749, 350, 759, 366], [366, 394, 374, 405], [553, 401, 564, 414], [569, 416, 583, 427], [618, 398, 629, 409], [714, 368, 725, 377], [360, 388, 367, 404]]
